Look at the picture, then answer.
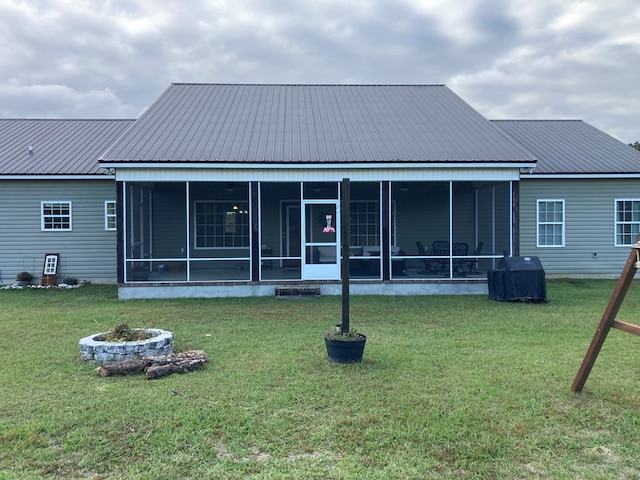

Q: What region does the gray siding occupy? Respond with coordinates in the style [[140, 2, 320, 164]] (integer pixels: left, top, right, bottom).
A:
[[0, 180, 117, 284], [520, 178, 640, 276]]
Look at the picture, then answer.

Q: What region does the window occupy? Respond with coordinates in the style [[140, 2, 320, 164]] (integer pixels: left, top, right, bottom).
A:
[[105, 201, 116, 231], [349, 200, 396, 247], [41, 201, 72, 231], [615, 199, 640, 246], [43, 254, 59, 275], [537, 200, 564, 247], [194, 201, 249, 248], [350, 201, 380, 246]]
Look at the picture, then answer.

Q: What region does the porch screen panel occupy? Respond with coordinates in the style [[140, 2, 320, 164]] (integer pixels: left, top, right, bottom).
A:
[[188, 182, 251, 281], [348, 182, 383, 279], [492, 183, 512, 255], [391, 181, 449, 279], [259, 182, 302, 281]]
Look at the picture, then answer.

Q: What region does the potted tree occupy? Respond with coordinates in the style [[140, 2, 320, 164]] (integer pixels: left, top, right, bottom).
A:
[[16, 271, 33, 286], [323, 178, 367, 363], [323, 323, 367, 363]]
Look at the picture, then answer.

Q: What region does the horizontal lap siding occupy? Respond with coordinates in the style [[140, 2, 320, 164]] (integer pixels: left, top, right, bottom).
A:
[[0, 180, 117, 283], [520, 178, 640, 276]]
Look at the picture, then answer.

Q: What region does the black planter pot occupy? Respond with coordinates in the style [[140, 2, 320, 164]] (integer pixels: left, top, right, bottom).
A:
[[324, 334, 367, 363]]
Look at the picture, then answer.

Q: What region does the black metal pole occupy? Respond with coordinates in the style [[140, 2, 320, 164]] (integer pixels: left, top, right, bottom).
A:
[[341, 178, 350, 333]]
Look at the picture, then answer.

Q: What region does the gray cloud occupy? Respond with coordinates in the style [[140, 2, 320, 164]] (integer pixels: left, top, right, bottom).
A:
[[0, 0, 638, 141]]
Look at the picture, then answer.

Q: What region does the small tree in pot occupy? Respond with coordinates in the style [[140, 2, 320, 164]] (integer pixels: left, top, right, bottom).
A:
[[323, 178, 367, 363]]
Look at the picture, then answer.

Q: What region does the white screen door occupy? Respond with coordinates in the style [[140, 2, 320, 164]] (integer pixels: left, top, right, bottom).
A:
[[302, 201, 340, 280]]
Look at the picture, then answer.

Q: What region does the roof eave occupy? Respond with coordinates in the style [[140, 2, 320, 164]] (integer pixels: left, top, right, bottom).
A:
[[522, 173, 640, 179], [99, 160, 537, 170]]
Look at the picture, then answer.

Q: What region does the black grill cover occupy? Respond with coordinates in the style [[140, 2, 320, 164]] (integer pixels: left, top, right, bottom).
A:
[[488, 256, 547, 302]]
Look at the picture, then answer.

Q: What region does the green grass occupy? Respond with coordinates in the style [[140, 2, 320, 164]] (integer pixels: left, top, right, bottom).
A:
[[1, 280, 640, 479]]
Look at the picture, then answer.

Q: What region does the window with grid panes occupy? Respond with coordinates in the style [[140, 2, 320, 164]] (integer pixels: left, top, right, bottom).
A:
[[105, 201, 116, 231], [41, 201, 71, 231], [537, 200, 564, 247], [194, 201, 249, 248], [615, 199, 640, 246], [350, 201, 380, 246]]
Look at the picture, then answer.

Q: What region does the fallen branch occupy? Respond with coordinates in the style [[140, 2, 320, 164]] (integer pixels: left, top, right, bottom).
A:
[[96, 350, 207, 378], [145, 358, 206, 379], [96, 358, 152, 377]]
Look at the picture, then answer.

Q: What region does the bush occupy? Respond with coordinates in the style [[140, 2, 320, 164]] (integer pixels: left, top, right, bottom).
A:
[[16, 271, 33, 282]]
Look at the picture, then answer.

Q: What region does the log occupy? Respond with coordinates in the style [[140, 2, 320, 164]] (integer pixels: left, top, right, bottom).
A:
[[149, 350, 208, 365], [145, 358, 206, 379], [95, 350, 207, 378], [96, 358, 153, 377]]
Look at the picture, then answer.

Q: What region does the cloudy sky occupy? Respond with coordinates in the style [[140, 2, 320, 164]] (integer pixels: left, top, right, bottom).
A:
[[1, 0, 639, 142]]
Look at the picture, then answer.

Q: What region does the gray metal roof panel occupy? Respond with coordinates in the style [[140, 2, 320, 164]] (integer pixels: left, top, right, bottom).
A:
[[0, 119, 135, 175], [101, 84, 536, 164], [492, 120, 640, 174]]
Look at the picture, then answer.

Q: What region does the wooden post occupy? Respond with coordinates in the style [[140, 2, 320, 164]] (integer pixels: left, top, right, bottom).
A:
[[572, 233, 640, 392], [341, 178, 350, 333]]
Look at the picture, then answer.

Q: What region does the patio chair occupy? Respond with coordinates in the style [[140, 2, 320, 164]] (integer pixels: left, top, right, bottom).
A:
[[430, 240, 450, 273], [455, 241, 483, 274], [416, 241, 431, 274], [452, 242, 469, 274]]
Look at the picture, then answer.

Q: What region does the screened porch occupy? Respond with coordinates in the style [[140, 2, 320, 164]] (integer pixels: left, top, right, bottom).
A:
[[122, 180, 513, 284]]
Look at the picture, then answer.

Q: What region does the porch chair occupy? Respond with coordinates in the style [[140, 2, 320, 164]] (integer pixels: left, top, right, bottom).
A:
[[431, 240, 450, 273], [455, 241, 483, 274], [451, 242, 469, 275], [416, 241, 431, 274]]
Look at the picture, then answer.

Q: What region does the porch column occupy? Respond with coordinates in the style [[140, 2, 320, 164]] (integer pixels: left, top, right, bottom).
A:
[[512, 180, 520, 256], [381, 181, 391, 280], [116, 181, 124, 284], [250, 182, 260, 281]]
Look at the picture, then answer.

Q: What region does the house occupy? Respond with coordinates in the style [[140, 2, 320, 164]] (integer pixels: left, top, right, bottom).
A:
[[99, 83, 537, 299], [493, 120, 640, 278], [0, 119, 134, 284], [3, 84, 639, 297]]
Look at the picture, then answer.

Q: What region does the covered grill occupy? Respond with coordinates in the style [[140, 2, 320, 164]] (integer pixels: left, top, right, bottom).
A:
[[488, 256, 547, 302]]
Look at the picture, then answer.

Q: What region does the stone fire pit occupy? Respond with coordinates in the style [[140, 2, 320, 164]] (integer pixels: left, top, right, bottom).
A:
[[79, 329, 174, 363]]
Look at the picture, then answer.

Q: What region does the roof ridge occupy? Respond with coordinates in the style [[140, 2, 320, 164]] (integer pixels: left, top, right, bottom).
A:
[[0, 118, 135, 122], [170, 82, 447, 87], [491, 119, 582, 123]]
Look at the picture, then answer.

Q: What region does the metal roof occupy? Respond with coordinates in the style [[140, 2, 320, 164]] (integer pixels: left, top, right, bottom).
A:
[[0, 119, 134, 176], [100, 84, 536, 165], [492, 120, 640, 174]]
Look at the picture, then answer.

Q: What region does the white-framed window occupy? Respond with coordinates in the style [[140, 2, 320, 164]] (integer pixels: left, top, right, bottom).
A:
[[105, 201, 116, 231], [350, 200, 397, 247], [194, 201, 249, 248], [615, 199, 640, 246], [43, 254, 59, 275], [41, 201, 72, 231], [537, 199, 564, 247], [350, 201, 380, 246]]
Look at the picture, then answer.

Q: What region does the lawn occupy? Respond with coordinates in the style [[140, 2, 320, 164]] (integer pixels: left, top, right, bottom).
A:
[[1, 280, 640, 479]]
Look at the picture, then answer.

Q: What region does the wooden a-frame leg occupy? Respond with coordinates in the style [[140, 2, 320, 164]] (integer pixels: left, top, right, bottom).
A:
[[572, 234, 640, 392]]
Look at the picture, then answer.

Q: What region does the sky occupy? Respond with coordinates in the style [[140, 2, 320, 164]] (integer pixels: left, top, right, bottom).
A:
[[1, 0, 639, 143]]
